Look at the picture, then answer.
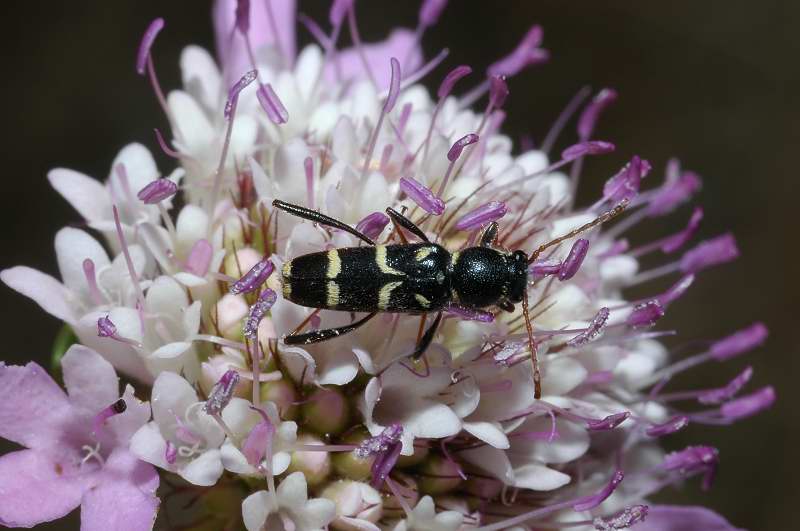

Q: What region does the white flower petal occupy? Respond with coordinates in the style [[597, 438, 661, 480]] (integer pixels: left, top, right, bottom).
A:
[[0, 266, 76, 324], [48, 168, 110, 223], [179, 448, 223, 486]]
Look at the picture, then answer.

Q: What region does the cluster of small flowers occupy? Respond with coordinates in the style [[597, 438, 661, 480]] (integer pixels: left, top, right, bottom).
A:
[[0, 1, 773, 530]]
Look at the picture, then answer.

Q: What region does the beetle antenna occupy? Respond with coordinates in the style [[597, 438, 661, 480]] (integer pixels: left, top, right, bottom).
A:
[[522, 289, 541, 399], [527, 200, 629, 264]]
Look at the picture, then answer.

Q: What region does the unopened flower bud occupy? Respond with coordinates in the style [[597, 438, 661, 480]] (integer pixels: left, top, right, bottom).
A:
[[213, 294, 249, 340], [260, 379, 299, 420], [302, 387, 350, 436], [287, 433, 332, 488], [321, 480, 383, 531], [417, 454, 463, 495]]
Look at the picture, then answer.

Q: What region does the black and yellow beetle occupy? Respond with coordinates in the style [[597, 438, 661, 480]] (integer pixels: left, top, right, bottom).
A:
[[273, 199, 626, 398]]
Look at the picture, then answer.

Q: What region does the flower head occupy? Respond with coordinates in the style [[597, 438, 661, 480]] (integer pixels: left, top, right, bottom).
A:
[[0, 1, 774, 529]]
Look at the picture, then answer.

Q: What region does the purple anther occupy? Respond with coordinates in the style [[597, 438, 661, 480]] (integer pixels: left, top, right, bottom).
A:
[[204, 369, 241, 416], [720, 386, 776, 421], [437, 65, 472, 99], [488, 25, 546, 77], [657, 274, 695, 307], [243, 406, 276, 467], [647, 170, 702, 217], [698, 366, 753, 405], [646, 416, 689, 437], [447, 133, 480, 162], [454, 201, 507, 231], [92, 398, 127, 435], [229, 257, 274, 295], [235, 0, 250, 33], [224, 70, 258, 120], [558, 238, 590, 281], [661, 445, 718, 490], [587, 411, 630, 431], [330, 0, 353, 26], [679, 233, 739, 274], [136, 18, 165, 75], [165, 441, 178, 464], [256, 83, 289, 124], [355, 424, 403, 489], [577, 88, 618, 140], [592, 505, 649, 531], [355, 423, 403, 459], [488, 75, 509, 109], [382, 57, 402, 114], [626, 300, 665, 329], [184, 239, 213, 277], [137, 178, 178, 204], [709, 322, 768, 361], [419, 0, 448, 28], [356, 212, 390, 240], [243, 288, 278, 339], [529, 259, 562, 279], [446, 304, 494, 323], [603, 155, 649, 203], [561, 140, 615, 162], [97, 316, 117, 338], [399, 176, 445, 215], [573, 470, 624, 511], [567, 307, 610, 347], [660, 207, 703, 254]]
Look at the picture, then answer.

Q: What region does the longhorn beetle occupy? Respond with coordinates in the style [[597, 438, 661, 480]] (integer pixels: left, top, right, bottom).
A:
[[273, 198, 627, 398]]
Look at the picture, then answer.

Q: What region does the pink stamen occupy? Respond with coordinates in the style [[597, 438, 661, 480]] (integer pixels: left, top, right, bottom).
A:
[[361, 57, 401, 179], [153, 128, 180, 158], [92, 398, 127, 436], [304, 157, 314, 209], [82, 259, 105, 305], [112, 205, 145, 329]]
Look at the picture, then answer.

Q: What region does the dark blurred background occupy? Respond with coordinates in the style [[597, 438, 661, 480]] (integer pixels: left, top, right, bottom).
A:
[[1, 1, 796, 529]]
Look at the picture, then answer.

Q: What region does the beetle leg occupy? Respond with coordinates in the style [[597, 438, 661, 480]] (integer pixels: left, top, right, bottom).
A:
[[479, 222, 500, 247], [410, 311, 443, 359], [284, 312, 377, 345], [273, 199, 375, 246], [386, 207, 430, 242]]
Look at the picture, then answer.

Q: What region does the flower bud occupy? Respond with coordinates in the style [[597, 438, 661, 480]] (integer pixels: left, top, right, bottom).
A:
[[320, 480, 383, 531], [213, 294, 249, 340], [302, 387, 350, 436], [287, 433, 332, 488], [417, 454, 463, 495], [260, 379, 299, 420]]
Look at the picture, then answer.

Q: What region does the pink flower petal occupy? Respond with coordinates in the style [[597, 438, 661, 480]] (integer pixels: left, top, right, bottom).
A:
[[0, 266, 77, 324], [61, 345, 120, 413], [0, 362, 73, 450], [80, 450, 160, 531], [639, 505, 744, 531], [0, 449, 86, 527], [325, 29, 422, 87]]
